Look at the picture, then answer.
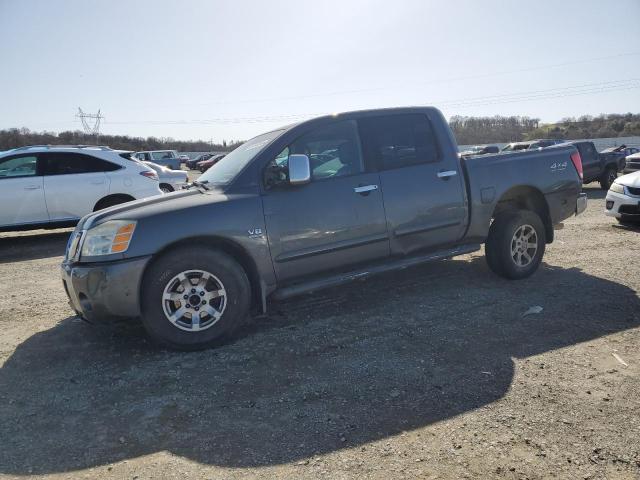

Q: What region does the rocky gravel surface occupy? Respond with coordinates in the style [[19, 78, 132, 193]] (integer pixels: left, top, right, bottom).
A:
[[0, 184, 638, 479]]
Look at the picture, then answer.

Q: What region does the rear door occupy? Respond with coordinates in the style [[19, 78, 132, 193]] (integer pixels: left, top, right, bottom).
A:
[[358, 113, 467, 255], [41, 152, 116, 221], [0, 154, 48, 226], [262, 119, 389, 282]]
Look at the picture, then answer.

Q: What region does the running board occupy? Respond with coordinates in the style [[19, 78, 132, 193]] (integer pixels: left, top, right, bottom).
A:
[[272, 243, 481, 301]]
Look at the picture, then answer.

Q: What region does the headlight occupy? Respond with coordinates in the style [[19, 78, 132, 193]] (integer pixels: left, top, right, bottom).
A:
[[610, 182, 625, 194], [81, 220, 137, 257]]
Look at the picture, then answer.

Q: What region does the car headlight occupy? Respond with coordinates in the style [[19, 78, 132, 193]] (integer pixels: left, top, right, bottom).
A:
[[81, 220, 137, 257], [610, 182, 625, 194]]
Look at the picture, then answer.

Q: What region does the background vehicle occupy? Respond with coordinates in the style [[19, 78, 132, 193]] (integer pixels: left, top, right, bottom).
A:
[[61, 107, 586, 350], [0, 145, 162, 231], [557, 140, 622, 189], [133, 150, 181, 170], [186, 153, 213, 170], [142, 161, 189, 192], [178, 154, 189, 164], [624, 151, 640, 174], [197, 153, 226, 172], [459, 144, 500, 158], [501, 139, 564, 152], [605, 170, 640, 225]]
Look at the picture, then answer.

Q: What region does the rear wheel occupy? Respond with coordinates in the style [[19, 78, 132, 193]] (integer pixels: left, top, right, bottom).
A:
[[94, 195, 135, 211], [485, 209, 546, 279], [140, 247, 251, 350], [159, 183, 174, 193], [600, 167, 617, 190]]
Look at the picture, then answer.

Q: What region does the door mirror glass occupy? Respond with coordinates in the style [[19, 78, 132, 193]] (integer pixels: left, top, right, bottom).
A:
[[288, 154, 311, 185]]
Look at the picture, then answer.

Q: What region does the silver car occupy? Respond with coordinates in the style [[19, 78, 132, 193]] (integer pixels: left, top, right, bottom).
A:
[[142, 161, 188, 193]]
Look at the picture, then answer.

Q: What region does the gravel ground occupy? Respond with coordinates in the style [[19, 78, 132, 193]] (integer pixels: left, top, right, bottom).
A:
[[0, 184, 638, 480]]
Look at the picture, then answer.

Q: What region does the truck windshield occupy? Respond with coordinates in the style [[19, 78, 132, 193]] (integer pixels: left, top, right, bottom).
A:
[[199, 129, 284, 186]]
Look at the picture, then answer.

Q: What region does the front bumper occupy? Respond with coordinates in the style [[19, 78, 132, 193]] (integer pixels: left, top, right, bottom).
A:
[[576, 193, 587, 215], [61, 255, 151, 323], [605, 190, 640, 219]]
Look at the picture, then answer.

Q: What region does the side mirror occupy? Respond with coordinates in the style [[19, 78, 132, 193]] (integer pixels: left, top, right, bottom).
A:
[[288, 154, 311, 185]]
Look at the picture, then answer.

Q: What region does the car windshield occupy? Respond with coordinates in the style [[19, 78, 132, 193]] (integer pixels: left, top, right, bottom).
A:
[[199, 129, 283, 186]]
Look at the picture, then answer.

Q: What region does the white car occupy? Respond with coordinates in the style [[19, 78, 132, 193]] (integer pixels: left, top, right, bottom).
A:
[[142, 161, 189, 192], [0, 145, 163, 231], [605, 170, 640, 224]]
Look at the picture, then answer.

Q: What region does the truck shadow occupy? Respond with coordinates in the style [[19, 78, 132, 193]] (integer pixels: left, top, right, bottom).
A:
[[0, 256, 638, 474], [0, 230, 70, 264]]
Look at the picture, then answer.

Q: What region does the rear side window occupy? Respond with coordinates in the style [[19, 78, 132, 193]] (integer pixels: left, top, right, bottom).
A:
[[151, 151, 175, 160], [41, 152, 120, 175], [0, 155, 38, 178], [358, 114, 440, 170]]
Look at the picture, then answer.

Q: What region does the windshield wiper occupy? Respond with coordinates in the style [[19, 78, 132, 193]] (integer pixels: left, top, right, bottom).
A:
[[185, 179, 211, 191]]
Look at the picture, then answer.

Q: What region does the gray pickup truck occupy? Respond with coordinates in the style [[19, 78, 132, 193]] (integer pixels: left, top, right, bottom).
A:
[[61, 107, 587, 350]]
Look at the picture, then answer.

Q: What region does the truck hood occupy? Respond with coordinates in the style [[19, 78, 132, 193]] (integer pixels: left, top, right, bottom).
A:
[[78, 188, 238, 230], [616, 170, 640, 188]]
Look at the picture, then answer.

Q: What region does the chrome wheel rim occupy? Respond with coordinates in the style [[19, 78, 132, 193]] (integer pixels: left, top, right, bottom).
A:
[[608, 170, 617, 185], [162, 270, 226, 332], [510, 224, 538, 267]]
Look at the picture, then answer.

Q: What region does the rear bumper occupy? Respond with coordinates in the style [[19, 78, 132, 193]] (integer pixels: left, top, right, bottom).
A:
[[61, 256, 151, 323], [576, 193, 587, 216]]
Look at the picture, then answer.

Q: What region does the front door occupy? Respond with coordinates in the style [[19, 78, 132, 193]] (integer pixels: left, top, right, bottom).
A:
[[358, 113, 467, 256], [262, 120, 389, 282], [0, 154, 48, 227]]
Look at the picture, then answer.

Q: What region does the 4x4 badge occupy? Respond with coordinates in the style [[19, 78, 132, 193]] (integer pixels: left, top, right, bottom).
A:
[[248, 228, 263, 237]]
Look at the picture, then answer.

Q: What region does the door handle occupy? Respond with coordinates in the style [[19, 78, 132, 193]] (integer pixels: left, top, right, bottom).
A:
[[354, 184, 378, 195], [437, 170, 457, 179], [24, 185, 41, 190]]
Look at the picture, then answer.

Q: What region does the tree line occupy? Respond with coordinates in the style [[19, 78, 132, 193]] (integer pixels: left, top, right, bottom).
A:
[[451, 113, 640, 145], [0, 128, 242, 153], [2, 112, 639, 151]]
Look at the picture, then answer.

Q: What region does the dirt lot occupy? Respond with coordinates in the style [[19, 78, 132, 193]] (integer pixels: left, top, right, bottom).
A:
[[0, 184, 638, 480]]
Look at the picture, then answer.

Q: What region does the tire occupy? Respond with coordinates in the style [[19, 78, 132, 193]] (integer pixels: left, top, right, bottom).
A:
[[485, 209, 546, 280], [159, 184, 174, 193], [94, 195, 135, 211], [600, 167, 617, 190], [140, 247, 251, 351]]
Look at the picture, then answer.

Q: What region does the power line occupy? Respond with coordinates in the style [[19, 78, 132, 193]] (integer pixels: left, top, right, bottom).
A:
[[76, 108, 104, 142], [103, 78, 640, 126], [126, 51, 640, 110]]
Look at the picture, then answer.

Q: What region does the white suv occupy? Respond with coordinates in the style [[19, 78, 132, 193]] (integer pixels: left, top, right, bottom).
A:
[[0, 145, 163, 231]]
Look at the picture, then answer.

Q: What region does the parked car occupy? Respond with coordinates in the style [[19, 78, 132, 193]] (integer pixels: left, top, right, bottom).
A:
[[605, 170, 640, 225], [61, 107, 586, 350], [197, 154, 226, 172], [142, 161, 189, 193], [459, 145, 500, 158], [555, 141, 623, 190], [624, 151, 640, 174], [178, 154, 189, 164], [0, 145, 163, 231], [186, 153, 212, 170], [501, 139, 564, 152], [133, 150, 181, 170]]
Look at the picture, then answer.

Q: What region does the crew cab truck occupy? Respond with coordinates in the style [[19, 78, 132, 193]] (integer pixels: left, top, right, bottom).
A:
[[61, 107, 587, 350], [563, 141, 626, 190]]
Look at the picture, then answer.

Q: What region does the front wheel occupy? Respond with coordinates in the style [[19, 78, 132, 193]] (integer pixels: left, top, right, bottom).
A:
[[485, 210, 546, 280], [140, 247, 251, 350]]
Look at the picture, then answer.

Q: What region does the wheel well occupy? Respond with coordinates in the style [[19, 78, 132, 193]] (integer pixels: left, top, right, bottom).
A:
[[93, 194, 136, 211], [146, 236, 264, 314], [492, 186, 554, 243]]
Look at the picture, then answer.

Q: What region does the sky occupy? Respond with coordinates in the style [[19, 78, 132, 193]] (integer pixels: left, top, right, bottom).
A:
[[1, 0, 639, 143]]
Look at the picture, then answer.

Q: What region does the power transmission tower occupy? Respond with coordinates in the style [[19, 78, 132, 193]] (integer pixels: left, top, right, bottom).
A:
[[77, 107, 104, 143]]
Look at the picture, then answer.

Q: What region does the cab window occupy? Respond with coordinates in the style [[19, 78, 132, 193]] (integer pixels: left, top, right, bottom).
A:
[[264, 120, 363, 188]]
